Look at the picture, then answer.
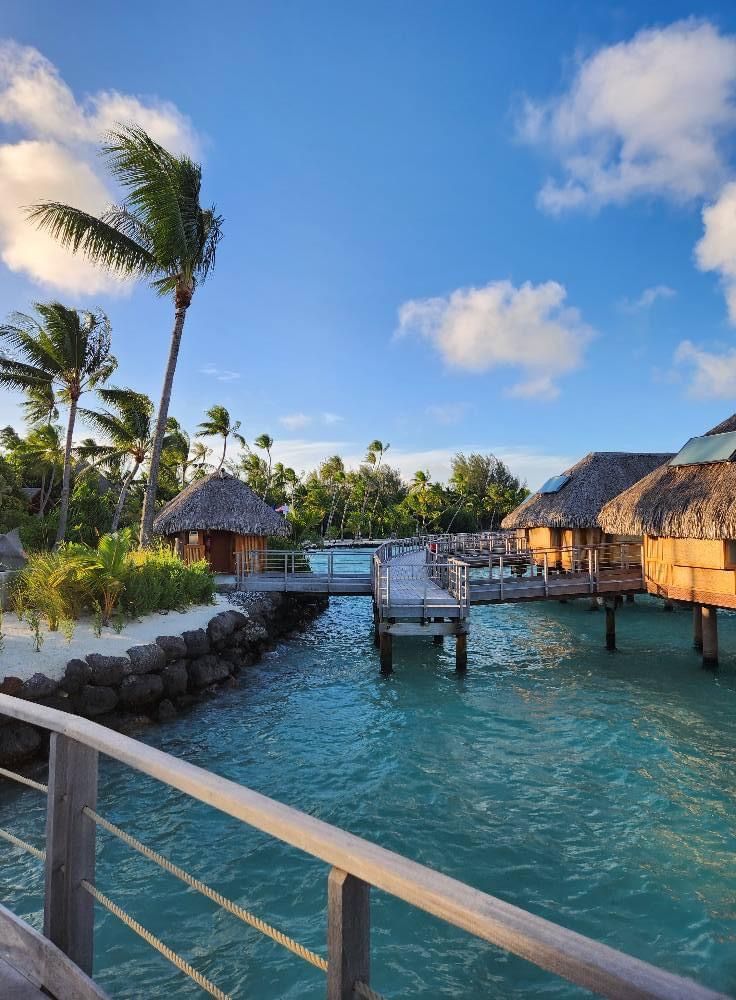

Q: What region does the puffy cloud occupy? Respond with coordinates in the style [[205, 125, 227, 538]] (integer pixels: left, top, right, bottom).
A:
[[397, 279, 593, 398], [0, 41, 198, 293], [695, 182, 736, 321], [675, 340, 736, 398], [520, 20, 736, 212]]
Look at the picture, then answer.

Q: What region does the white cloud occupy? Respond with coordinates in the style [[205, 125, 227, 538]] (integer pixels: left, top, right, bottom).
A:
[[0, 41, 198, 293], [622, 284, 677, 312], [321, 412, 344, 425], [675, 339, 736, 398], [695, 181, 736, 321], [279, 413, 312, 430], [520, 20, 736, 213], [200, 363, 240, 382], [397, 279, 593, 398]]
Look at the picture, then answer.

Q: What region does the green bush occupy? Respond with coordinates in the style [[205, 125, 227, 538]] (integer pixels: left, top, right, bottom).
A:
[[13, 534, 215, 628]]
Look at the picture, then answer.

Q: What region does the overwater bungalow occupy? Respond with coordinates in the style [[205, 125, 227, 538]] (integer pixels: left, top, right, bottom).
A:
[[501, 451, 672, 566], [599, 414, 736, 666], [153, 469, 289, 573]]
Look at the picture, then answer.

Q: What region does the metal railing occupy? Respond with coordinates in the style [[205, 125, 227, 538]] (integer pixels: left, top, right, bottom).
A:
[[0, 695, 727, 1000]]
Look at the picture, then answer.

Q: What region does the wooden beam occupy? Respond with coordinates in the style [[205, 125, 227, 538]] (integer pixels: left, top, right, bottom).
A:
[[327, 868, 370, 1000], [693, 604, 703, 651], [702, 606, 718, 669], [379, 631, 393, 674], [44, 734, 98, 977], [456, 632, 468, 672], [605, 602, 616, 651]]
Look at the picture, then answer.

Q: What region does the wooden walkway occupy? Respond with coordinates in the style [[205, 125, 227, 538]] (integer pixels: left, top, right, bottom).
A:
[[0, 957, 46, 1000]]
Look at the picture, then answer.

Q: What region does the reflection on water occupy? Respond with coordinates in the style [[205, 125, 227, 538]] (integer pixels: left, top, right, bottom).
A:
[[1, 591, 735, 998]]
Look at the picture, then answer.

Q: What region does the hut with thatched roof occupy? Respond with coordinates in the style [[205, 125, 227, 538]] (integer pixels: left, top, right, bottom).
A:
[[153, 470, 289, 574], [599, 414, 736, 665], [501, 451, 672, 566], [0, 528, 27, 570]]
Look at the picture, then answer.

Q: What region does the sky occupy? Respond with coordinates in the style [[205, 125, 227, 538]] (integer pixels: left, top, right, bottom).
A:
[[1, 1, 736, 489]]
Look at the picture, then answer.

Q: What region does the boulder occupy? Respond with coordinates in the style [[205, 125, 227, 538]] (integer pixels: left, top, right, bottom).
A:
[[187, 655, 230, 689], [126, 643, 166, 675], [0, 721, 41, 763], [182, 628, 209, 657], [118, 674, 164, 709], [0, 676, 23, 697], [61, 659, 91, 695], [155, 635, 187, 661], [86, 653, 130, 687], [157, 699, 177, 722], [20, 672, 58, 701], [161, 660, 188, 699], [207, 610, 248, 645], [75, 685, 118, 717]]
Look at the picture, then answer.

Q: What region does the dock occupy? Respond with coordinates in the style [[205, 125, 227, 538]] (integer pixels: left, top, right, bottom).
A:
[[237, 532, 645, 669]]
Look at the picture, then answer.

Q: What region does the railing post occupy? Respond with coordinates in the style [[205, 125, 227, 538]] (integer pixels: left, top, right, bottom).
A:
[[44, 733, 98, 977], [327, 867, 370, 999], [543, 552, 548, 597], [499, 555, 504, 601]]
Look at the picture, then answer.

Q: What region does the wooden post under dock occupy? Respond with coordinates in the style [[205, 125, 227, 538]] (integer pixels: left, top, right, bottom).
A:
[[663, 600, 674, 613], [372, 605, 380, 648], [701, 605, 718, 669], [433, 617, 444, 645], [626, 594, 635, 604], [327, 868, 370, 1000], [455, 632, 468, 672], [379, 631, 393, 674], [605, 600, 616, 651], [693, 604, 703, 651]]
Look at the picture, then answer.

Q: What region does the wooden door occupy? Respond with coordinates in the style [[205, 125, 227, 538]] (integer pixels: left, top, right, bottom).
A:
[[208, 532, 233, 573]]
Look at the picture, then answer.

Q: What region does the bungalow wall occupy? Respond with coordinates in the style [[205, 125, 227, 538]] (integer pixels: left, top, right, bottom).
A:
[[175, 531, 267, 574], [644, 535, 736, 608]]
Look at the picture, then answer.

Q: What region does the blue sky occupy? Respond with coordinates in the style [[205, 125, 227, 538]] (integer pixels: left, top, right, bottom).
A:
[[1, 1, 736, 487]]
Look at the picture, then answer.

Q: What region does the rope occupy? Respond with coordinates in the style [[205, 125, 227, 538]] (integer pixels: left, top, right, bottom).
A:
[[81, 880, 230, 1000], [83, 807, 328, 973], [0, 765, 48, 794], [355, 981, 387, 1000], [0, 826, 45, 861]]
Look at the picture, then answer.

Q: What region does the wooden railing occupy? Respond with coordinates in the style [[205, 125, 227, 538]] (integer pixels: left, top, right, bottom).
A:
[[183, 543, 206, 565], [0, 695, 727, 1000]]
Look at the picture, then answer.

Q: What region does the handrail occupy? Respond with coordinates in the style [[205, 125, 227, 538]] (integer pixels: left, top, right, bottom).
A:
[[0, 695, 727, 1000]]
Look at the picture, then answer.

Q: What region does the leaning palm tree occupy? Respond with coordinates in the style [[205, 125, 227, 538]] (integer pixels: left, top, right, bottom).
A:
[[27, 124, 223, 546], [196, 404, 245, 471], [79, 388, 154, 530], [0, 303, 116, 542], [22, 383, 58, 427], [253, 433, 274, 499]]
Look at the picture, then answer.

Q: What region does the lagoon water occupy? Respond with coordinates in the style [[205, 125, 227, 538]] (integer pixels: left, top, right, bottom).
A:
[[1, 592, 735, 997]]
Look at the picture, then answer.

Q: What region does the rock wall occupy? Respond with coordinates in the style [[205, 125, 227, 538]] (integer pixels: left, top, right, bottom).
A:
[[0, 594, 327, 766]]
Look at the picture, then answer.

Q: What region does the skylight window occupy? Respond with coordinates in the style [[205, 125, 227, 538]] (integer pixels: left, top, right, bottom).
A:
[[537, 474, 571, 494], [669, 431, 736, 466]]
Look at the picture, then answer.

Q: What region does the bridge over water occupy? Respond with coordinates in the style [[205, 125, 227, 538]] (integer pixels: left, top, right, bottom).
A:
[[236, 533, 644, 670]]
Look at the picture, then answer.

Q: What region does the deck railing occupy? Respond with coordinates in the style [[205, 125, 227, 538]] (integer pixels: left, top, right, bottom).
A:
[[0, 695, 727, 1000]]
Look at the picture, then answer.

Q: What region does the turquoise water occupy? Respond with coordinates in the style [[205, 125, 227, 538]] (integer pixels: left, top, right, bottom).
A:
[[1, 594, 735, 998]]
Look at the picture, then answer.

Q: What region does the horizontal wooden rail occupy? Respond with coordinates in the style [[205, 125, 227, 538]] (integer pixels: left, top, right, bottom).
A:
[[0, 695, 727, 1000]]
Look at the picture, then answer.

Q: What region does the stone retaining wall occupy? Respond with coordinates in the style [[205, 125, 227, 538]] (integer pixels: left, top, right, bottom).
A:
[[0, 593, 327, 766]]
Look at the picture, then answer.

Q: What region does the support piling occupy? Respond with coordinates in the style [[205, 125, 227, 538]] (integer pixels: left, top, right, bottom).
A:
[[702, 605, 718, 669]]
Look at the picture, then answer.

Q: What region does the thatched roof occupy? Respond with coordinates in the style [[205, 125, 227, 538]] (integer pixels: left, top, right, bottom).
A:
[[501, 452, 673, 530], [0, 528, 27, 569], [599, 414, 736, 540], [153, 471, 289, 537]]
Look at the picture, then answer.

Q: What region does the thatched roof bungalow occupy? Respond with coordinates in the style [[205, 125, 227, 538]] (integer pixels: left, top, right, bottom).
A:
[[599, 415, 736, 611], [0, 528, 27, 570], [501, 452, 672, 561], [153, 470, 288, 574]]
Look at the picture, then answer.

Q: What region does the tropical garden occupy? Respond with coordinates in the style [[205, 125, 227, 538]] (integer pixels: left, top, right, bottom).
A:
[[0, 123, 528, 636]]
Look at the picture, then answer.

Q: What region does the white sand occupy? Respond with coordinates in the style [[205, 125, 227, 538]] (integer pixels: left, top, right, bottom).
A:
[[0, 597, 232, 684]]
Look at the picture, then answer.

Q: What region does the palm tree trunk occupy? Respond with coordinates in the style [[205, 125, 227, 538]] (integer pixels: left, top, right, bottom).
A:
[[38, 469, 46, 517], [140, 305, 188, 546], [55, 396, 78, 544], [112, 461, 140, 532], [217, 436, 227, 471]]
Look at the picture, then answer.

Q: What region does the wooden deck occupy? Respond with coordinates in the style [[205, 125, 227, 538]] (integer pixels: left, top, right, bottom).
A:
[[0, 957, 46, 1000]]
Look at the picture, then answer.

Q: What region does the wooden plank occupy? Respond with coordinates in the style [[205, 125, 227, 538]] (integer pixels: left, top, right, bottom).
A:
[[0, 957, 46, 1000], [381, 622, 461, 636], [0, 904, 109, 1000], [0, 695, 727, 1000], [44, 734, 98, 977], [327, 868, 370, 1000]]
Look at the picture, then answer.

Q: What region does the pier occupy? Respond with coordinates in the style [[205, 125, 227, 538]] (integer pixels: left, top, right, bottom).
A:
[[236, 533, 645, 670]]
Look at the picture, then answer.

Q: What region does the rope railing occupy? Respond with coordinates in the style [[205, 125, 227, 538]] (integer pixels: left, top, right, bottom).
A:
[[0, 764, 48, 794], [82, 805, 329, 973], [80, 880, 230, 1000], [0, 826, 46, 861]]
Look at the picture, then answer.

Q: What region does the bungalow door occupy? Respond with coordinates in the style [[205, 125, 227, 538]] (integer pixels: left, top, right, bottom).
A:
[[208, 531, 233, 573]]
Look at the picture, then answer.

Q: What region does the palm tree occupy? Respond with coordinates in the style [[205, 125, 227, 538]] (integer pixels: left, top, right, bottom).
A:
[[27, 124, 223, 546], [197, 404, 245, 470], [23, 423, 64, 517], [253, 433, 274, 499], [22, 383, 58, 427], [0, 303, 116, 542], [365, 439, 390, 537], [79, 388, 154, 530]]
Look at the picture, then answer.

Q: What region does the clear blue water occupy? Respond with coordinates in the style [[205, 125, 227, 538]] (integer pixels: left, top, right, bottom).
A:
[[1, 593, 735, 998]]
